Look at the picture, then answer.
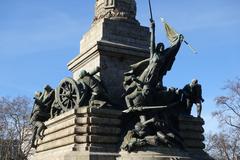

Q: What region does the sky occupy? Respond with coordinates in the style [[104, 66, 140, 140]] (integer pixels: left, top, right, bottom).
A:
[[0, 0, 240, 133]]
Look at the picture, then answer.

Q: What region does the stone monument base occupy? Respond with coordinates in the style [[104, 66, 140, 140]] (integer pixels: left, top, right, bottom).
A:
[[32, 107, 212, 160], [33, 147, 118, 160], [32, 107, 122, 160], [117, 147, 192, 160]]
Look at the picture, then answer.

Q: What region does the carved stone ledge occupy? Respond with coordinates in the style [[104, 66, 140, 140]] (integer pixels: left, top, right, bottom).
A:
[[33, 107, 122, 160]]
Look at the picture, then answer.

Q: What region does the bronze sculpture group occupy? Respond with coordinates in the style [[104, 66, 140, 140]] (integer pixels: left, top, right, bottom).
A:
[[30, 19, 204, 151], [30, 67, 110, 147], [120, 19, 203, 152]]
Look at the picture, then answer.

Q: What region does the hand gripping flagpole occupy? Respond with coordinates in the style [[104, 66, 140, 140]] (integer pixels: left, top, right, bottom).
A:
[[160, 17, 198, 54]]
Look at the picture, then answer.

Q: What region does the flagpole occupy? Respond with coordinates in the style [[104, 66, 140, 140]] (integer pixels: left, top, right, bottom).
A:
[[148, 0, 153, 21], [184, 40, 197, 54]]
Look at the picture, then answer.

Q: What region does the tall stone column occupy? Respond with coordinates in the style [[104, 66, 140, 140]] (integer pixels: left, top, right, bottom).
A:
[[68, 0, 150, 106]]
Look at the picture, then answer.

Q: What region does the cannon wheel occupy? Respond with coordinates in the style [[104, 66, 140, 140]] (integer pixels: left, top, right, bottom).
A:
[[56, 77, 82, 111]]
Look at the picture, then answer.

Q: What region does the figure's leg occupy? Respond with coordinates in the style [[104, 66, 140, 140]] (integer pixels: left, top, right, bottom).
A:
[[125, 95, 133, 108], [196, 102, 202, 118], [186, 99, 193, 116], [50, 107, 55, 119], [90, 93, 97, 105], [125, 91, 138, 108], [36, 121, 46, 139], [90, 86, 102, 106], [31, 128, 37, 148]]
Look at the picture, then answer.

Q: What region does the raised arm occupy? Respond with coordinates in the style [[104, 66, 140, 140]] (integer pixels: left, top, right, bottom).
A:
[[160, 34, 184, 75], [150, 19, 156, 59], [165, 34, 184, 61]]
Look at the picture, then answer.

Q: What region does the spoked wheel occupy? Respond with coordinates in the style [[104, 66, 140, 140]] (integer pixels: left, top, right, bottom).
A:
[[56, 77, 81, 111]]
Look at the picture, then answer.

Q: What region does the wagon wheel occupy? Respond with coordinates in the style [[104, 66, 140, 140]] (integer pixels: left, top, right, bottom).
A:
[[56, 77, 83, 111]]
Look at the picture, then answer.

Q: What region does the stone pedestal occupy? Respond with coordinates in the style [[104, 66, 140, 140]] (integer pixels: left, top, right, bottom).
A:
[[178, 116, 212, 160], [68, 18, 150, 105], [32, 107, 122, 160], [117, 147, 191, 160]]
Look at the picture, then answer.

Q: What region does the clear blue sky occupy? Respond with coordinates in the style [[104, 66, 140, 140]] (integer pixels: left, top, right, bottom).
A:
[[0, 0, 240, 132]]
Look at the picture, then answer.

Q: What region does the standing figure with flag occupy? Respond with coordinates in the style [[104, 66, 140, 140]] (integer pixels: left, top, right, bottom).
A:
[[123, 0, 185, 108], [123, 19, 184, 108], [142, 18, 184, 91]]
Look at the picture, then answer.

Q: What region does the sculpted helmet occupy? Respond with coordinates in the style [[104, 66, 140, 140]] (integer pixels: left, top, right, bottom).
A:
[[44, 85, 52, 91], [79, 70, 88, 79]]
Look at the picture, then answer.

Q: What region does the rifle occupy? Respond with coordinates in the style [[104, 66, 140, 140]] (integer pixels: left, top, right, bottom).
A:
[[123, 101, 179, 113], [123, 105, 167, 113]]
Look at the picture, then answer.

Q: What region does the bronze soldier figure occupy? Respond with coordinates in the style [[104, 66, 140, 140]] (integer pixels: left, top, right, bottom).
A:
[[183, 79, 204, 118], [77, 67, 108, 107], [30, 85, 55, 148]]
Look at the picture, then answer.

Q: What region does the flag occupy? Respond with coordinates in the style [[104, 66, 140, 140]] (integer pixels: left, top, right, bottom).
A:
[[160, 17, 197, 54], [160, 17, 179, 46]]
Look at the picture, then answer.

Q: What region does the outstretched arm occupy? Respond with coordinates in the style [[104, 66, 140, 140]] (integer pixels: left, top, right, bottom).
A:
[[150, 19, 155, 59], [165, 34, 184, 63], [168, 34, 183, 54]]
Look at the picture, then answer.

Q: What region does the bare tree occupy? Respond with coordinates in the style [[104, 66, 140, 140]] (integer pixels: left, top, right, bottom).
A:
[[205, 78, 240, 160], [205, 132, 240, 160], [213, 77, 240, 132], [0, 96, 32, 160]]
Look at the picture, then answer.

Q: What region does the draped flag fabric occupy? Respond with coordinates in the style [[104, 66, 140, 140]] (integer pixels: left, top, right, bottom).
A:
[[160, 17, 197, 54], [160, 17, 179, 46]]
